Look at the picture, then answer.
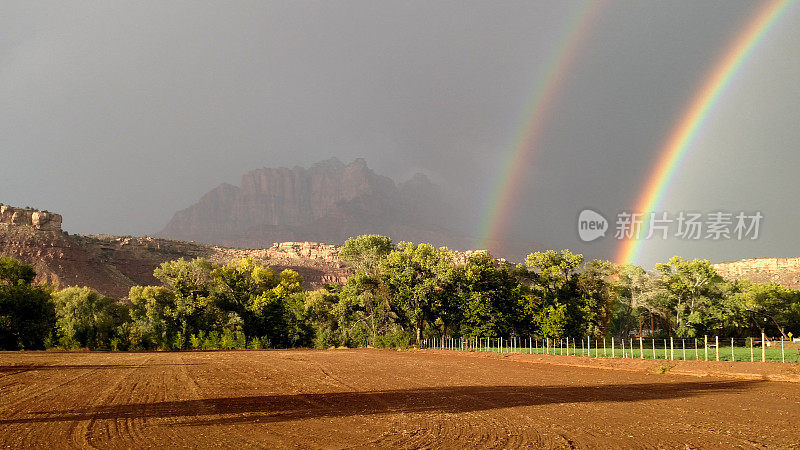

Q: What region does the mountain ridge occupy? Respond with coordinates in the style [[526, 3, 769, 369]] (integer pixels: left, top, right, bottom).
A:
[[157, 157, 472, 250]]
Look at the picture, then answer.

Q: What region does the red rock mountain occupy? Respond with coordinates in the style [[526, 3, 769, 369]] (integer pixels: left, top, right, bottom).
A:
[[158, 158, 470, 249]]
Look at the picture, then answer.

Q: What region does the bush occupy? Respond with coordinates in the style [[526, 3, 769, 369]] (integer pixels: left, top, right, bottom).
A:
[[248, 336, 271, 349], [202, 331, 221, 350], [219, 329, 247, 349], [313, 328, 337, 349], [374, 329, 413, 350], [190, 332, 205, 350]]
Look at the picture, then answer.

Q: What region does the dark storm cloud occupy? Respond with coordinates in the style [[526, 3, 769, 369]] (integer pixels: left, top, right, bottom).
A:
[[1, 1, 797, 266]]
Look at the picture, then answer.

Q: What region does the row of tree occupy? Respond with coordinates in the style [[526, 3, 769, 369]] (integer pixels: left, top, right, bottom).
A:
[[1, 236, 799, 350]]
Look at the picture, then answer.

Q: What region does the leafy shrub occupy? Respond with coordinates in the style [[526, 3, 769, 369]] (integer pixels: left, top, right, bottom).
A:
[[202, 331, 221, 350], [374, 329, 413, 350], [248, 336, 271, 349]]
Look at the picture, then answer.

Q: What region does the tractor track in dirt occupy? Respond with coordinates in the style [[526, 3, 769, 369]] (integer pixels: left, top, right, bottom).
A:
[[1, 349, 799, 448]]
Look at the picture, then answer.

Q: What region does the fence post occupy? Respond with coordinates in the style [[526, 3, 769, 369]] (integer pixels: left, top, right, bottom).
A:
[[670, 336, 674, 360], [664, 339, 667, 359], [704, 335, 708, 361], [611, 337, 615, 358], [639, 337, 644, 359], [750, 337, 753, 362], [652, 339, 655, 359], [682, 339, 686, 361], [622, 338, 625, 358], [731, 338, 734, 362], [781, 337, 784, 363], [761, 332, 766, 363], [582, 338, 585, 356], [715, 336, 719, 361]]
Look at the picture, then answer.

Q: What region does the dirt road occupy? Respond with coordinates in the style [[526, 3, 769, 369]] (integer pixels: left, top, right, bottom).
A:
[[1, 349, 798, 448]]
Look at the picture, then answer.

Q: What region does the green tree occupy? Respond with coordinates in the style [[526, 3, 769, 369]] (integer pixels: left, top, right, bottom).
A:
[[731, 282, 800, 338], [525, 250, 598, 337], [337, 270, 396, 346], [456, 253, 519, 338], [0, 257, 55, 350], [655, 256, 724, 337], [613, 265, 666, 337], [128, 285, 179, 349], [154, 257, 215, 298], [0, 256, 36, 286], [379, 242, 456, 342], [525, 250, 584, 298], [211, 257, 277, 338], [246, 269, 307, 347], [52, 287, 129, 349], [576, 259, 617, 337], [340, 235, 394, 273], [304, 289, 342, 348]]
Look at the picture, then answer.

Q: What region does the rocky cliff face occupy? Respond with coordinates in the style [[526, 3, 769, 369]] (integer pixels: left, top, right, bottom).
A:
[[0, 202, 352, 297], [0, 205, 62, 231], [713, 257, 800, 289], [0, 224, 350, 298], [158, 158, 471, 250]]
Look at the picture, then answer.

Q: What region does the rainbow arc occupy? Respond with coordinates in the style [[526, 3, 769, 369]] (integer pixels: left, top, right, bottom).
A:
[[615, 0, 794, 266]]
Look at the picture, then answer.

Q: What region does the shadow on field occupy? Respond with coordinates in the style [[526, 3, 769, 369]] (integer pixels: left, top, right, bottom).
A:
[[1, 380, 761, 426], [0, 363, 198, 374]]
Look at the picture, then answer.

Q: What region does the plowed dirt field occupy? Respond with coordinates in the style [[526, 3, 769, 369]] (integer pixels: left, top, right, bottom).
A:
[[1, 349, 799, 448]]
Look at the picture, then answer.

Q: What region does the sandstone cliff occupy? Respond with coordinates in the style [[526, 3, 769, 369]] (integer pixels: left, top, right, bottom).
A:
[[0, 224, 350, 298], [158, 158, 471, 250], [713, 257, 800, 289], [0, 205, 62, 231], [0, 202, 350, 297]]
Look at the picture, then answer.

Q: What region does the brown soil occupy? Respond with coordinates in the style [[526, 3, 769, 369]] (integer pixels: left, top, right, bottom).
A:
[[1, 349, 799, 448]]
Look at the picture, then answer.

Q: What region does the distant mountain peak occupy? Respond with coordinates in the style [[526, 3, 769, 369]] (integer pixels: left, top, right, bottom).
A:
[[158, 158, 470, 250]]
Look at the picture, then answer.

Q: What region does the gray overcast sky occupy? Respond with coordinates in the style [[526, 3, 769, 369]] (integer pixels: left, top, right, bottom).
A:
[[2, 1, 798, 267]]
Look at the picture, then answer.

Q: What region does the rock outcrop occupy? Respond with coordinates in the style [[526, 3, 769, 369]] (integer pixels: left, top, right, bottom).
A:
[[0, 223, 351, 297], [158, 158, 471, 250], [0, 204, 62, 231], [713, 257, 800, 289]]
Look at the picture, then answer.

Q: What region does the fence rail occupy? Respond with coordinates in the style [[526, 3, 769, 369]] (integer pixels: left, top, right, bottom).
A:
[[421, 333, 799, 363]]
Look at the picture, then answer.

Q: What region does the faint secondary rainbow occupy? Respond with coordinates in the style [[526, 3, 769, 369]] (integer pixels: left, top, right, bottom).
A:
[[477, 1, 604, 252], [616, 0, 794, 266]]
